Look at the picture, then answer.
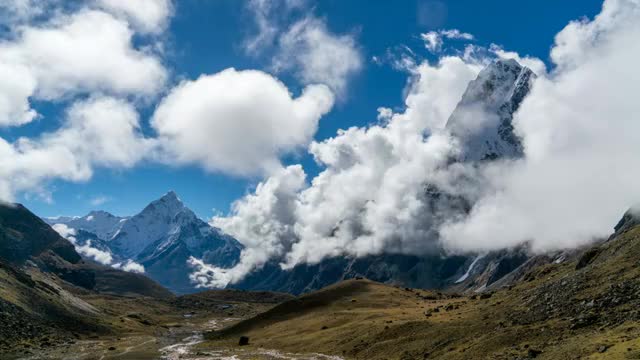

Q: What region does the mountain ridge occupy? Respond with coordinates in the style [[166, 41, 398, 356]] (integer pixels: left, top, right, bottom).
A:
[[46, 191, 243, 294]]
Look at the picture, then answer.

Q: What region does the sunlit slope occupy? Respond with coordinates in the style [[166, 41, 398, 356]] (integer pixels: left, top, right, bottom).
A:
[[205, 221, 640, 359]]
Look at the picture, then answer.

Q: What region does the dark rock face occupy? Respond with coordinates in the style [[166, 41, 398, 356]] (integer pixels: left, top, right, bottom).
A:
[[446, 58, 536, 162], [575, 248, 601, 270], [0, 203, 172, 298], [234, 254, 468, 295], [613, 208, 640, 237], [0, 204, 80, 264], [238, 336, 250, 346]]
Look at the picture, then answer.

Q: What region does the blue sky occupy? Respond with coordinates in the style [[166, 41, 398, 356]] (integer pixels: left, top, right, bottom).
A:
[[3, 0, 603, 219]]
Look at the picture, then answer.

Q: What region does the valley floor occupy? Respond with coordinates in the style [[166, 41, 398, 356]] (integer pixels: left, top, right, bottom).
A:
[[5, 221, 640, 359]]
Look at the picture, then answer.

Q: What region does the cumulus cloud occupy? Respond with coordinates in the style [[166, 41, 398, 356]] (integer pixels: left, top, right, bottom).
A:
[[0, 97, 151, 201], [204, 165, 306, 287], [152, 69, 334, 176], [51, 223, 76, 239], [273, 17, 363, 96], [201, 57, 481, 286], [440, 0, 640, 252], [194, 0, 640, 288], [75, 240, 114, 265], [0, 5, 167, 126], [422, 29, 474, 53], [112, 260, 145, 273], [97, 0, 173, 34]]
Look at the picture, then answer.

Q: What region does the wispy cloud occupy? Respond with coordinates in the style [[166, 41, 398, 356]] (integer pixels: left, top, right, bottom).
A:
[[90, 195, 112, 206]]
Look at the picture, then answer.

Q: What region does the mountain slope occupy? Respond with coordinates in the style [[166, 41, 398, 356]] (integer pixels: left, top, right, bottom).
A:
[[48, 191, 243, 294], [0, 202, 172, 299], [46, 211, 128, 242], [206, 213, 640, 359], [446, 58, 535, 161]]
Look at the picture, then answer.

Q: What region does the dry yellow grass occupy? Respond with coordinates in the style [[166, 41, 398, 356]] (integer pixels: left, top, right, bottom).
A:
[[203, 227, 640, 359]]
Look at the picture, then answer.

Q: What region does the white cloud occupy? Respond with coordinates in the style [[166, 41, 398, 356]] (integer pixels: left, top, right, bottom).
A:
[[0, 7, 167, 126], [422, 29, 474, 53], [152, 68, 334, 176], [273, 17, 363, 96], [490, 44, 547, 75], [51, 223, 76, 239], [202, 57, 481, 286], [205, 165, 306, 287], [421, 32, 442, 53], [0, 61, 37, 126], [0, 0, 54, 24], [244, 0, 362, 97], [52, 222, 144, 272], [243, 0, 307, 54], [51, 223, 113, 265], [10, 9, 167, 99], [97, 0, 173, 34], [441, 0, 640, 253], [440, 29, 474, 40], [112, 260, 145, 273], [202, 0, 640, 286], [76, 239, 113, 265], [90, 195, 111, 206], [0, 97, 151, 201]]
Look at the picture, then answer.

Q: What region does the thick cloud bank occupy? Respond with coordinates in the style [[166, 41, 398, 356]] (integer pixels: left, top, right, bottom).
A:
[[441, 0, 640, 252], [152, 69, 334, 176], [200, 0, 640, 288]]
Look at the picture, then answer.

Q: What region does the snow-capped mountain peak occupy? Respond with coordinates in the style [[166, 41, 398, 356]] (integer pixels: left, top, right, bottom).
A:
[[446, 59, 536, 162], [111, 191, 197, 258], [45, 210, 127, 241], [42, 191, 242, 293]]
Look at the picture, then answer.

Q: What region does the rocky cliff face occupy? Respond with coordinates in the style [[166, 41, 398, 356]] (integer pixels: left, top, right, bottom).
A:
[[446, 58, 535, 161]]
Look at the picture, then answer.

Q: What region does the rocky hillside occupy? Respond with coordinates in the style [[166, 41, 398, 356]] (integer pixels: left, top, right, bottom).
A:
[[205, 211, 640, 359], [0, 202, 172, 299]]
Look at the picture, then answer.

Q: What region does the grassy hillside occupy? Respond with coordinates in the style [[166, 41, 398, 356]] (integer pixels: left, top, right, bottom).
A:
[[204, 224, 640, 359]]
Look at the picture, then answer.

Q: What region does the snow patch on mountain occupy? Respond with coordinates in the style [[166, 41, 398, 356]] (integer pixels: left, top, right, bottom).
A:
[[46, 210, 128, 241], [446, 58, 535, 161]]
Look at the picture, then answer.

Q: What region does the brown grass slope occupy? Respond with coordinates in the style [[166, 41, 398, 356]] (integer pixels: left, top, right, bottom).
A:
[[204, 222, 640, 359]]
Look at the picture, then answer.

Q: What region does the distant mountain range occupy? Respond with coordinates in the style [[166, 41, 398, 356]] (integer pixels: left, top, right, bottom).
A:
[[46, 191, 242, 294], [45, 59, 549, 296]]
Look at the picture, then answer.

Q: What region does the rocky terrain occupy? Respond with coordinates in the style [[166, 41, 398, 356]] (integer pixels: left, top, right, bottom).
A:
[[203, 211, 640, 359]]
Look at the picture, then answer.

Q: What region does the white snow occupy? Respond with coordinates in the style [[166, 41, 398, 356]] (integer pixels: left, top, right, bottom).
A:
[[455, 254, 486, 283], [45, 210, 128, 241], [446, 59, 534, 162]]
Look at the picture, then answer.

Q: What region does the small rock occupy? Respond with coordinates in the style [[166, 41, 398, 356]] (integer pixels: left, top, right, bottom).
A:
[[239, 336, 249, 346], [108, 346, 116, 351], [527, 349, 542, 358]]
